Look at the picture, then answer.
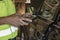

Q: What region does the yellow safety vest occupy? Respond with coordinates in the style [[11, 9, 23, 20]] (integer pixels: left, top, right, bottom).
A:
[[0, 0, 18, 40]]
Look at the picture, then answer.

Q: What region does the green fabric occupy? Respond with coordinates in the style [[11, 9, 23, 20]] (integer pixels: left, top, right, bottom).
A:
[[3, 0, 16, 16], [0, 1, 7, 17], [0, 0, 16, 30], [0, 0, 18, 40]]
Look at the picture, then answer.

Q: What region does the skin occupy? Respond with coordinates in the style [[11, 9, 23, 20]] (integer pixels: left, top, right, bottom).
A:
[[0, 13, 32, 26]]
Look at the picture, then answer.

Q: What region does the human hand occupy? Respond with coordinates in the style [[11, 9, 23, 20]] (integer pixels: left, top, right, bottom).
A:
[[6, 14, 32, 26]]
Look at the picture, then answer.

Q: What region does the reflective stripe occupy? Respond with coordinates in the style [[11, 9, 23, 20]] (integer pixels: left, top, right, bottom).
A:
[[0, 26, 18, 37]]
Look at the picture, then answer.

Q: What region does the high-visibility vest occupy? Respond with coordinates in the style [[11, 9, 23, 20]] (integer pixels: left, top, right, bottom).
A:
[[0, 0, 18, 40]]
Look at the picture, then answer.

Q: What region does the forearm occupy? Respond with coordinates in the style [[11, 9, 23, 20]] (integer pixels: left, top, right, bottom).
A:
[[0, 17, 8, 25], [0, 14, 15, 25]]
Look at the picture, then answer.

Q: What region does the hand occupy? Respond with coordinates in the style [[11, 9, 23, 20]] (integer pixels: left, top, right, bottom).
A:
[[6, 15, 32, 26], [16, 13, 36, 19]]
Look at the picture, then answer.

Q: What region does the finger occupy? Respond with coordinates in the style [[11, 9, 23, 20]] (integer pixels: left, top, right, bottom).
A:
[[25, 13, 32, 16], [30, 15, 37, 19], [19, 19, 29, 25], [22, 18, 32, 22], [18, 19, 24, 26], [23, 13, 32, 18]]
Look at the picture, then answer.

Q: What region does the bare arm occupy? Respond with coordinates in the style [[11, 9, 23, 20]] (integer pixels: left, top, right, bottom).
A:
[[0, 17, 7, 25], [0, 13, 32, 26], [0, 14, 15, 25]]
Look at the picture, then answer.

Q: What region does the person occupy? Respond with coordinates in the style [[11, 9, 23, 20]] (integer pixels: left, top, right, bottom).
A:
[[0, 0, 32, 40]]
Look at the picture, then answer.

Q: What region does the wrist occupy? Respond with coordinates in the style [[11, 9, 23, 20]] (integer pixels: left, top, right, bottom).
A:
[[5, 16, 13, 24], [3, 17, 9, 24]]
